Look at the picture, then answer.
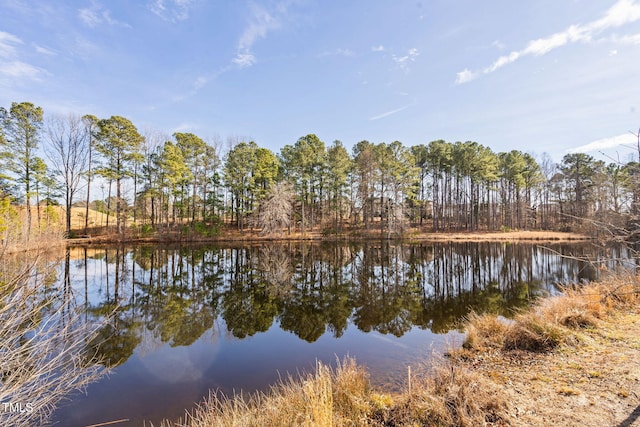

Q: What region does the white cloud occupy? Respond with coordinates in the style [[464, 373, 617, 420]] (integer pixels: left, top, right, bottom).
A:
[[0, 61, 42, 80], [33, 43, 56, 56], [0, 31, 44, 82], [371, 45, 385, 52], [238, 5, 279, 50], [483, 51, 521, 74], [233, 52, 256, 68], [568, 133, 637, 153], [588, 0, 640, 31], [456, 0, 640, 84], [232, 1, 298, 69], [233, 3, 281, 68], [319, 48, 355, 58], [148, 0, 194, 22], [609, 32, 640, 44], [455, 68, 477, 84], [393, 48, 419, 70], [0, 31, 22, 58], [78, 2, 131, 28], [78, 7, 100, 27]]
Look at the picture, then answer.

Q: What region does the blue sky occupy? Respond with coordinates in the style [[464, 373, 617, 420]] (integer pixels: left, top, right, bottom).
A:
[[1, 0, 640, 163]]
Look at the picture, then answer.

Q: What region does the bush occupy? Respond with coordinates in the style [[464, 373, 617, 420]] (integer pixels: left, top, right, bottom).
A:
[[191, 218, 222, 238], [140, 223, 155, 236]]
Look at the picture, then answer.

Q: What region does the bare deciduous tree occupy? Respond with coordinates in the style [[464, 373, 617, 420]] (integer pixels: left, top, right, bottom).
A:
[[256, 182, 293, 236], [46, 114, 89, 236]]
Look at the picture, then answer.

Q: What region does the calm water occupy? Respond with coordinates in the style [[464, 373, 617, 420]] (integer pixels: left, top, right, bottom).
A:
[[48, 241, 633, 426]]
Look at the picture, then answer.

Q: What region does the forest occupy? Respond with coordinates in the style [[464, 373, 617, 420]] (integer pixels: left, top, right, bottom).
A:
[[1, 101, 639, 240]]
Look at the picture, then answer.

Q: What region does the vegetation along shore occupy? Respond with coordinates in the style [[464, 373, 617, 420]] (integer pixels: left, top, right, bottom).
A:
[[1, 101, 639, 244], [152, 272, 640, 427]]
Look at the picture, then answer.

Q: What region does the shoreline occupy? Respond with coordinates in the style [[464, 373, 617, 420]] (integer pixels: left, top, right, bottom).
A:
[[66, 229, 592, 245], [162, 272, 640, 426]]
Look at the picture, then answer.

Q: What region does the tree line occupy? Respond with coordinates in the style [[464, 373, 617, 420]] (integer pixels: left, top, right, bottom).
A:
[[1, 101, 639, 239]]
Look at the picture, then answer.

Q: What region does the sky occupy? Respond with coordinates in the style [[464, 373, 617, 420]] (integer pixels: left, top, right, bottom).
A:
[[1, 0, 640, 163]]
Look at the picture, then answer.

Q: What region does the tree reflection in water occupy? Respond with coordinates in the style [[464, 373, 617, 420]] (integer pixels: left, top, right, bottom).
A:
[[71, 241, 624, 367]]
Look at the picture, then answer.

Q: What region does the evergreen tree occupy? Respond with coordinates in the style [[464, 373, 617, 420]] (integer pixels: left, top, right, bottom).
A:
[[95, 116, 144, 235], [0, 102, 44, 240]]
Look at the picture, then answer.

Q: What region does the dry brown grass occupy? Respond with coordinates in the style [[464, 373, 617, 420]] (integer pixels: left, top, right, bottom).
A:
[[164, 358, 371, 427], [385, 363, 511, 427], [461, 274, 636, 354], [413, 230, 591, 242], [461, 312, 509, 351], [65, 206, 115, 230], [161, 355, 511, 427]]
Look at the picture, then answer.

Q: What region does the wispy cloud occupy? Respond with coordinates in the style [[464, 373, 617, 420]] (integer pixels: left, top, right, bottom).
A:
[[233, 2, 284, 68], [148, 0, 194, 22], [0, 61, 42, 80], [393, 48, 419, 70], [179, 0, 296, 96], [0, 31, 22, 58], [609, 32, 640, 44], [32, 43, 56, 56], [568, 133, 637, 153], [491, 40, 506, 50], [456, 0, 640, 84], [233, 53, 257, 68], [78, 1, 131, 28], [369, 104, 410, 121], [319, 48, 355, 58], [371, 45, 385, 52], [0, 31, 44, 82]]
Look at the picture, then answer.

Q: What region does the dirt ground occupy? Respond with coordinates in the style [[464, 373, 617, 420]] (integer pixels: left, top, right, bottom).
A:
[[459, 309, 640, 426]]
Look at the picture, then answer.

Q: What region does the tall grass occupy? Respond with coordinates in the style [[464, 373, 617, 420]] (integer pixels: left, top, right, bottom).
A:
[[463, 272, 640, 353], [160, 355, 510, 427], [0, 218, 108, 426], [165, 358, 370, 427]]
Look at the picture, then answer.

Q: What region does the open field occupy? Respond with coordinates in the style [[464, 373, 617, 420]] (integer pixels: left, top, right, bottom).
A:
[[65, 206, 115, 230]]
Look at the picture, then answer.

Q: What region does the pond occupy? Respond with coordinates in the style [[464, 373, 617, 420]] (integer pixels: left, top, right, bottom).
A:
[[49, 241, 633, 426]]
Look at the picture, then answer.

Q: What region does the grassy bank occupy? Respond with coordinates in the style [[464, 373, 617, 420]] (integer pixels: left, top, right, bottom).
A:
[[161, 272, 640, 427]]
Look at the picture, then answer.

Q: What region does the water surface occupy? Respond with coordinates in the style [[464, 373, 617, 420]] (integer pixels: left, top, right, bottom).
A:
[[50, 241, 630, 426]]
